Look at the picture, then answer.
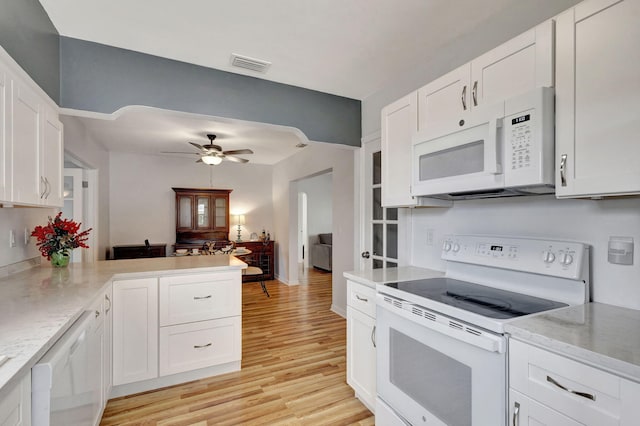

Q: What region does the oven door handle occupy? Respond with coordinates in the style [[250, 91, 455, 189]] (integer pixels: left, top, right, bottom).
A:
[[484, 118, 502, 174]]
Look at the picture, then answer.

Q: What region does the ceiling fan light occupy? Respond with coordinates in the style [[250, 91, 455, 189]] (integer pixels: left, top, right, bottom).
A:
[[202, 155, 222, 165]]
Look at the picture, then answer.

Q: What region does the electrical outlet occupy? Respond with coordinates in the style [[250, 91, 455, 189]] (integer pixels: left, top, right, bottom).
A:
[[426, 228, 434, 246], [9, 230, 16, 248]]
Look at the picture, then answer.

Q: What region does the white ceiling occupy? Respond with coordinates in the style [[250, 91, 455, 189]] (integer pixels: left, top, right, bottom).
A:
[[65, 107, 309, 165], [40, 0, 520, 100]]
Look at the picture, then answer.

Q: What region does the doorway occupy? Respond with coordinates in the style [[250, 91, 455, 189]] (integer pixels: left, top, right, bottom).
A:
[[63, 154, 98, 262]]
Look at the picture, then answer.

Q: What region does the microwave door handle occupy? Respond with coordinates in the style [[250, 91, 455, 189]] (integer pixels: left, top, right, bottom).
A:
[[484, 118, 502, 174]]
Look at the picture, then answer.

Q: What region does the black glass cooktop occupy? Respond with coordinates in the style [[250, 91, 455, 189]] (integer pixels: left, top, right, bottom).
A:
[[384, 278, 568, 319]]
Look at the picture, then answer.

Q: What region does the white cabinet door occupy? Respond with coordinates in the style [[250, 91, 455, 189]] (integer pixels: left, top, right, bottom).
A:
[[103, 285, 113, 404], [417, 64, 470, 140], [510, 390, 582, 426], [10, 78, 41, 205], [346, 306, 376, 411], [472, 21, 553, 107], [41, 106, 63, 207], [381, 92, 418, 207], [556, 0, 640, 197], [112, 278, 158, 386], [0, 372, 31, 426], [87, 296, 105, 426]]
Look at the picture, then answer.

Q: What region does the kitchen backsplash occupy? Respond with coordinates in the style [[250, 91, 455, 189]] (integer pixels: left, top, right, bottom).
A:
[[410, 195, 640, 310]]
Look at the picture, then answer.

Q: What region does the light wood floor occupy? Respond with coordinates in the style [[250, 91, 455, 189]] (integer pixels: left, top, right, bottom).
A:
[[100, 269, 375, 425]]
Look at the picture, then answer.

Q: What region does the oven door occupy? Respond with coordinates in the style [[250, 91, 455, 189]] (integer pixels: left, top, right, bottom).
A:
[[377, 296, 507, 426], [412, 103, 505, 197]]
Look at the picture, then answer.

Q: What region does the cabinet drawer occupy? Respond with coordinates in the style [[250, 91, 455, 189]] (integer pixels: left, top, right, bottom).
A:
[[347, 281, 376, 318], [159, 317, 241, 376], [159, 272, 241, 326], [510, 339, 640, 426], [509, 389, 582, 426]]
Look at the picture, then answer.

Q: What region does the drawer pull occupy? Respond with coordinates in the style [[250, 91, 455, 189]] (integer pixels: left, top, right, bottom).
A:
[[355, 294, 368, 302], [194, 343, 212, 349], [194, 295, 212, 300], [546, 375, 596, 401]]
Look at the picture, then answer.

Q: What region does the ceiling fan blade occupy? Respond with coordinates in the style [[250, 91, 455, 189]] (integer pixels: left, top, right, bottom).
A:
[[161, 151, 200, 155], [203, 144, 222, 152], [224, 155, 250, 164], [223, 149, 254, 155], [189, 142, 209, 153]]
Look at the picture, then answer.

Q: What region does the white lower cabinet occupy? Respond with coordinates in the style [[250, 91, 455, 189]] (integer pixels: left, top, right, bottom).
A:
[[112, 271, 242, 393], [112, 277, 159, 386], [102, 285, 113, 406], [0, 373, 30, 426], [509, 339, 640, 426], [346, 280, 376, 412]]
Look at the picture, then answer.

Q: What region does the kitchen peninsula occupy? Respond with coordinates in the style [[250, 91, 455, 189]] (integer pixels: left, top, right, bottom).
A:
[[0, 255, 246, 422]]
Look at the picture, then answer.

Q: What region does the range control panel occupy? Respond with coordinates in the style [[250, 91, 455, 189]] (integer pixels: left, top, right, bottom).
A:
[[441, 235, 588, 280]]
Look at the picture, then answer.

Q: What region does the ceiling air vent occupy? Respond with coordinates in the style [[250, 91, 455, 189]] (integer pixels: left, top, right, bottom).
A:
[[230, 53, 271, 73]]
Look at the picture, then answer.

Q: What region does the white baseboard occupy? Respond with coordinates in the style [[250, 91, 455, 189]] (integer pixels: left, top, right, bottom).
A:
[[331, 304, 346, 318]]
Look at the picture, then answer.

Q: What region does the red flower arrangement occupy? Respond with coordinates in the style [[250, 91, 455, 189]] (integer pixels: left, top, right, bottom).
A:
[[31, 212, 92, 260]]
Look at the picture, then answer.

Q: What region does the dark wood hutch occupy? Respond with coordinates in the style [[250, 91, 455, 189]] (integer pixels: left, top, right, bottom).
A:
[[173, 188, 232, 250]]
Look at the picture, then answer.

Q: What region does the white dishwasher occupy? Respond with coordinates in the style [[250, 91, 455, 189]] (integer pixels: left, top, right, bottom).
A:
[[32, 310, 103, 426]]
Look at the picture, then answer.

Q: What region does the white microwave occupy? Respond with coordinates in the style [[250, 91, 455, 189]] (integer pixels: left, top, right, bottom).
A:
[[412, 87, 554, 200]]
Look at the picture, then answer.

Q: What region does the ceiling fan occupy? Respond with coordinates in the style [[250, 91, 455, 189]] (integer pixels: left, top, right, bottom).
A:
[[163, 134, 254, 165]]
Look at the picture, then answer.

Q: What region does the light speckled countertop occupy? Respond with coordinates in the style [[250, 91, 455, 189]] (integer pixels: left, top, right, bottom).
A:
[[343, 266, 444, 289], [0, 255, 246, 399], [505, 302, 640, 382]]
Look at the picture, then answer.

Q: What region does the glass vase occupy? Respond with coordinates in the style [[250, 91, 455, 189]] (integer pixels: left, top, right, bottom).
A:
[[50, 250, 70, 268]]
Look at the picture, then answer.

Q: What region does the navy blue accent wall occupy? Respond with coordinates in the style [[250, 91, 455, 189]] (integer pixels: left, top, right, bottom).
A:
[[0, 0, 60, 102], [60, 37, 361, 146]]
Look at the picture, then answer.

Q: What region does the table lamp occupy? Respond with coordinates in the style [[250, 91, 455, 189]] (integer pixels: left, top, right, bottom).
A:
[[235, 215, 245, 243]]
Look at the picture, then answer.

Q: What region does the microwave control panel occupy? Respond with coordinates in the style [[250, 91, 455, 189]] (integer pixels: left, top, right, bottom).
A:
[[503, 87, 555, 187]]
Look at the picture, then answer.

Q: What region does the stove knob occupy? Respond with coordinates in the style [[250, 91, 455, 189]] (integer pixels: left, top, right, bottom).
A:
[[561, 253, 574, 266], [443, 241, 452, 252], [452, 243, 461, 253], [542, 250, 556, 263]]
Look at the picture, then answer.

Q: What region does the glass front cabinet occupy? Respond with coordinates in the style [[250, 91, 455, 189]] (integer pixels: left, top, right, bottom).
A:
[[173, 188, 231, 248]]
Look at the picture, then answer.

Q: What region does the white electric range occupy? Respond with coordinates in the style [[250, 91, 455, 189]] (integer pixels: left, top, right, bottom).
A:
[[376, 235, 590, 426]]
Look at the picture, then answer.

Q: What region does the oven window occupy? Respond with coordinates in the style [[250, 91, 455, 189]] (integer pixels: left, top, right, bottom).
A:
[[419, 140, 484, 181], [390, 329, 471, 426]]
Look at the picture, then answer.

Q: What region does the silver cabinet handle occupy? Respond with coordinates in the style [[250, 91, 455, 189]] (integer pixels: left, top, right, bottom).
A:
[[461, 85, 467, 110], [44, 177, 51, 199], [194, 343, 212, 349], [95, 310, 100, 318], [546, 375, 596, 401], [40, 176, 46, 198], [355, 294, 368, 302], [512, 401, 520, 426], [472, 81, 478, 106], [194, 295, 212, 300], [371, 325, 376, 348], [560, 154, 568, 187], [105, 294, 112, 314]]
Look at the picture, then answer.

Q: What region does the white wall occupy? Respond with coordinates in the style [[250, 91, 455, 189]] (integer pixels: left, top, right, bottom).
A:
[[109, 151, 273, 251], [298, 172, 333, 265], [272, 142, 355, 317], [409, 196, 640, 310], [62, 116, 111, 260]]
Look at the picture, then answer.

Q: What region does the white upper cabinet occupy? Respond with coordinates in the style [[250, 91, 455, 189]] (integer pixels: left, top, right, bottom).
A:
[[10, 78, 41, 205], [0, 48, 63, 208], [555, 0, 640, 198], [381, 92, 418, 207], [417, 21, 554, 141]]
